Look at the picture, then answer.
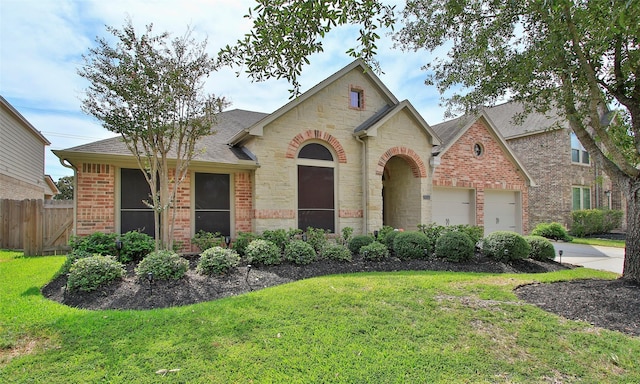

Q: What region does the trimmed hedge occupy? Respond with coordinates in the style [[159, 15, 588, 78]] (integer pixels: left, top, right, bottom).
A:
[[531, 222, 572, 242], [196, 246, 240, 275], [435, 231, 475, 262], [67, 255, 125, 292], [360, 241, 389, 261], [571, 209, 624, 237], [245, 239, 282, 266], [482, 231, 531, 262], [348, 235, 374, 254], [524, 235, 556, 261], [135, 250, 189, 280], [284, 240, 317, 265], [117, 230, 154, 263], [322, 243, 352, 262], [393, 231, 432, 260]]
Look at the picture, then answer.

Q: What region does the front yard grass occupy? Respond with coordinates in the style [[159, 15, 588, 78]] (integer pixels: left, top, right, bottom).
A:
[[572, 237, 626, 248], [1, 250, 638, 383]]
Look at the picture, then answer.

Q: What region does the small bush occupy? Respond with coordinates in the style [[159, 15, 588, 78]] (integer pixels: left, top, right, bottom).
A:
[[435, 231, 475, 262], [69, 232, 117, 256], [322, 243, 352, 262], [284, 240, 317, 265], [525, 235, 556, 261], [531, 222, 572, 242], [380, 230, 400, 252], [67, 255, 125, 292], [191, 231, 223, 252], [376, 226, 395, 248], [232, 232, 258, 257], [419, 223, 446, 247], [305, 227, 329, 254], [448, 225, 484, 245], [245, 239, 281, 265], [393, 231, 432, 260], [348, 235, 374, 254], [482, 231, 531, 262], [135, 250, 189, 280], [339, 226, 354, 245], [118, 230, 154, 263], [360, 241, 389, 261], [196, 246, 240, 275], [262, 229, 289, 252], [58, 249, 94, 276]]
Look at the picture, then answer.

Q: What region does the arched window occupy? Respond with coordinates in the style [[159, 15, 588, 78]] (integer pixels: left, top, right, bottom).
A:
[[297, 143, 335, 232]]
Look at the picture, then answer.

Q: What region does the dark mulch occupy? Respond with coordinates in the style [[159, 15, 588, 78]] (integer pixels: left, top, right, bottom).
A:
[[42, 253, 640, 337]]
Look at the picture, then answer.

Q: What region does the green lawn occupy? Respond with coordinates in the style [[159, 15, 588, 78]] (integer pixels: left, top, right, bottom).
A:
[[572, 237, 626, 248], [1, 250, 638, 383]]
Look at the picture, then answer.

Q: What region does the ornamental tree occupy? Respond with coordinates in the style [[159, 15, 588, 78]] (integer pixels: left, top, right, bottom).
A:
[[79, 20, 227, 250]]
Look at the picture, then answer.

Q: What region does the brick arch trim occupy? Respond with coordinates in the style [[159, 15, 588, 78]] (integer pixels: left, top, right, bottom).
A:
[[285, 130, 347, 163], [376, 146, 427, 178]]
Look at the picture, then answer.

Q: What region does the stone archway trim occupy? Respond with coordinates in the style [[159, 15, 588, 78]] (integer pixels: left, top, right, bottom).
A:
[[285, 130, 347, 163], [376, 146, 427, 178]]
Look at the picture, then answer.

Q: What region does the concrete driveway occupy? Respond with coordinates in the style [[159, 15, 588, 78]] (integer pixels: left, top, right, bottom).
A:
[[552, 242, 624, 274]]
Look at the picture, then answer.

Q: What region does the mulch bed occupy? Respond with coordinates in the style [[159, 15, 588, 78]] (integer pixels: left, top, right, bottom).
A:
[[42, 254, 640, 337]]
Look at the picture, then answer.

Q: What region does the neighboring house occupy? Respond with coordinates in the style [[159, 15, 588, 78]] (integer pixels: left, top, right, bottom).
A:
[[483, 101, 624, 230], [54, 60, 443, 250], [430, 112, 535, 234], [0, 96, 58, 200]]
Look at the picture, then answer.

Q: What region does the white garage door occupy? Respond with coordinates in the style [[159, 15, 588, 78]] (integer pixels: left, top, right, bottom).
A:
[[484, 190, 521, 234], [432, 188, 475, 226]]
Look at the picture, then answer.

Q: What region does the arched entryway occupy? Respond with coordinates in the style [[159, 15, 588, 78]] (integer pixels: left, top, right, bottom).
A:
[[381, 156, 422, 230]]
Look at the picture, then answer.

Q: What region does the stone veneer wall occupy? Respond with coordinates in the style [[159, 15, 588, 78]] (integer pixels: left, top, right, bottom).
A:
[[433, 120, 530, 233], [0, 173, 45, 200]]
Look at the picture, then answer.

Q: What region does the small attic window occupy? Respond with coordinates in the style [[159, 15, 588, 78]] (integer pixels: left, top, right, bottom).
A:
[[349, 87, 364, 110], [473, 143, 484, 157]]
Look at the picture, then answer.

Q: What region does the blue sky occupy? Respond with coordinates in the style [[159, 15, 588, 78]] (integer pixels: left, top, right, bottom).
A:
[[0, 0, 447, 181]]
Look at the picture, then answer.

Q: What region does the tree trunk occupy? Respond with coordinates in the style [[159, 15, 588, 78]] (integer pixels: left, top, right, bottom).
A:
[[622, 179, 640, 282]]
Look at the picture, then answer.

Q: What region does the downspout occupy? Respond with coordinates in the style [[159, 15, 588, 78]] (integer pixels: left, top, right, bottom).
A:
[[354, 133, 368, 235], [60, 158, 77, 236]]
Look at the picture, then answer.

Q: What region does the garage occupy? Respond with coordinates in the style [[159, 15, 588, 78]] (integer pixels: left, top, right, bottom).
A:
[[432, 187, 475, 227], [484, 190, 522, 234]]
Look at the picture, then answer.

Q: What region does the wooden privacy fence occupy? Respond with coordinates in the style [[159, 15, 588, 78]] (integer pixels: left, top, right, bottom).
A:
[[0, 199, 73, 255]]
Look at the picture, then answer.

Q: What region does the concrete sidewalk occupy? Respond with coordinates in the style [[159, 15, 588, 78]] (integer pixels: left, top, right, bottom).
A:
[[552, 242, 624, 274]]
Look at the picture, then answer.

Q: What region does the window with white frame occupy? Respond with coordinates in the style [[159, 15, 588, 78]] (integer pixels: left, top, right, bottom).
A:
[[571, 132, 590, 164], [572, 186, 591, 210]]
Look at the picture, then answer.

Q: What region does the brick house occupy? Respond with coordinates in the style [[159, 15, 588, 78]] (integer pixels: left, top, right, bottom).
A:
[[0, 95, 58, 200], [483, 101, 625, 230], [430, 112, 534, 234], [54, 60, 447, 250]]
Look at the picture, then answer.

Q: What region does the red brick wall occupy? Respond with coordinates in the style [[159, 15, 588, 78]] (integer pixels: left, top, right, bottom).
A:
[[234, 171, 253, 233], [434, 120, 530, 232], [76, 163, 115, 236], [171, 169, 192, 252]]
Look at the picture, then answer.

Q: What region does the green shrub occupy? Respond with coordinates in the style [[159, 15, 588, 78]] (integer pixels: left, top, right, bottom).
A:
[[348, 235, 374, 254], [571, 209, 624, 237], [448, 225, 484, 245], [67, 255, 125, 292], [305, 227, 329, 254], [525, 235, 556, 261], [232, 232, 258, 257], [245, 239, 282, 265], [284, 240, 317, 265], [58, 249, 94, 276], [482, 231, 531, 262], [418, 223, 446, 247], [376, 226, 395, 248], [135, 250, 189, 280], [196, 246, 240, 275], [118, 230, 154, 263], [340, 226, 354, 245], [69, 232, 117, 256], [393, 231, 432, 260], [435, 231, 475, 262], [360, 241, 389, 261], [191, 230, 223, 252], [380, 229, 399, 252], [531, 222, 572, 241], [262, 229, 289, 252], [322, 243, 352, 262]]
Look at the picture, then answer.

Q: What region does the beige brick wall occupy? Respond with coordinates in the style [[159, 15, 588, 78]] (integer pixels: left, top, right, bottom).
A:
[[0, 173, 45, 200]]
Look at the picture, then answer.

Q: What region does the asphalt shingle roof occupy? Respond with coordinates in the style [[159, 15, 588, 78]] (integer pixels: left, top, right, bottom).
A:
[[63, 109, 267, 164]]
